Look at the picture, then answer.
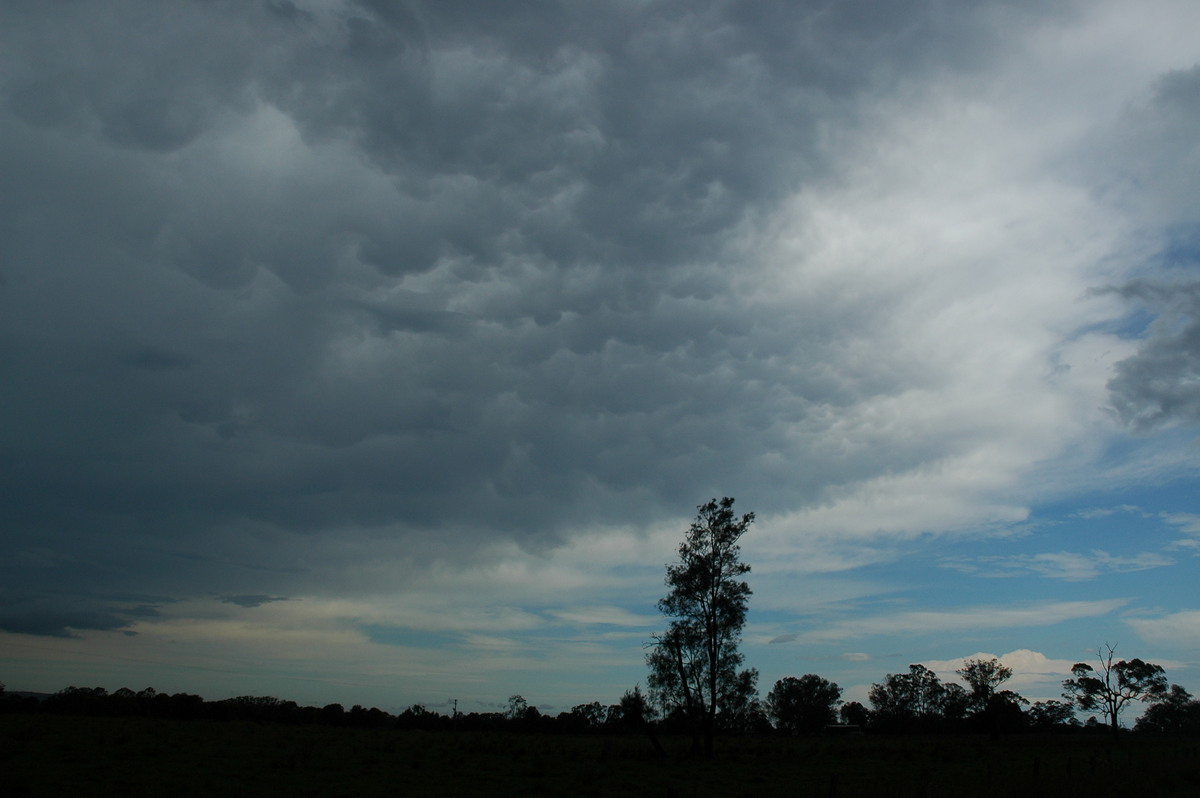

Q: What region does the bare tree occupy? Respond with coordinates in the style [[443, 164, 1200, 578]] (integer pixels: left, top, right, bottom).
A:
[[1062, 643, 1168, 739]]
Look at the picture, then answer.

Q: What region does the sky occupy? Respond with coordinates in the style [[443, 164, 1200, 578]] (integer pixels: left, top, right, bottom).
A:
[[2, 0, 1199, 721]]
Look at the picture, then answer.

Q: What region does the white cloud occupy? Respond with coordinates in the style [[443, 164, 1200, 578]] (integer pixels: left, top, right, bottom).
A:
[[922, 648, 1084, 699], [942, 550, 1174, 581], [1163, 513, 1200, 536], [1127, 610, 1200, 648], [546, 606, 660, 628], [734, 32, 1150, 543], [1075, 505, 1144, 520], [781, 599, 1130, 644]]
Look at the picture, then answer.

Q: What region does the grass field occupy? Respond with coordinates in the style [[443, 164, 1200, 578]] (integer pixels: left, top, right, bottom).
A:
[[2, 714, 1198, 797]]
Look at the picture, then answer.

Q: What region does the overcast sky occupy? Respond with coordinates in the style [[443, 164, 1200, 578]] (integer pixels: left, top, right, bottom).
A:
[[3, 0, 1199, 717]]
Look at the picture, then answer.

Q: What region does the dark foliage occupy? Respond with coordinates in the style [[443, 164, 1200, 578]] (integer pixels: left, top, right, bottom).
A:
[[5, 713, 1200, 798], [1062, 644, 1168, 739], [647, 496, 756, 757], [839, 701, 870, 726], [868, 665, 957, 733], [1027, 699, 1080, 732], [767, 675, 842, 735], [1135, 684, 1200, 735]]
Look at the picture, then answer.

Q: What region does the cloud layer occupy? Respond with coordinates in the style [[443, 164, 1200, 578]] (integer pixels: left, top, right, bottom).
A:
[[2, 0, 1199, 707]]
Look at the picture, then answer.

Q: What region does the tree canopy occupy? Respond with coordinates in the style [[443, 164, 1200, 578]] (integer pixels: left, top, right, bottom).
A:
[[957, 657, 1013, 714], [647, 496, 755, 756], [767, 675, 842, 735], [1062, 644, 1168, 738], [1134, 684, 1200, 735]]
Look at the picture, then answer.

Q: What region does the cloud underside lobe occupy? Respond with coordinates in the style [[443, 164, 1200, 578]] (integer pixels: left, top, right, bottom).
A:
[[0, 0, 1198, 678]]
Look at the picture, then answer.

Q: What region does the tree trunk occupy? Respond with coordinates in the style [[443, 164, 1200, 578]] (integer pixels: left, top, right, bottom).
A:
[[702, 710, 714, 758], [636, 716, 667, 758]]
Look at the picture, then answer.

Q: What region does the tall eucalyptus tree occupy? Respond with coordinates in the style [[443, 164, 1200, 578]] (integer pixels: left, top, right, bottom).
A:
[[647, 497, 755, 757]]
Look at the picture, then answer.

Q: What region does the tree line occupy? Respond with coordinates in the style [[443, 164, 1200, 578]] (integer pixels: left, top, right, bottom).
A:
[[3, 498, 1196, 742], [3, 654, 1197, 740], [636, 497, 1200, 750], [0, 681, 624, 733]]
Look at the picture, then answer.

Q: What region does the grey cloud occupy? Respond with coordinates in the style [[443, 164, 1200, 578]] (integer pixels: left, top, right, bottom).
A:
[[219, 594, 290, 608], [1085, 64, 1200, 431], [1103, 280, 1200, 430], [123, 347, 195, 373], [2, 1, 268, 151], [1088, 65, 1200, 228], [0, 0, 1078, 610], [0, 596, 143, 638]]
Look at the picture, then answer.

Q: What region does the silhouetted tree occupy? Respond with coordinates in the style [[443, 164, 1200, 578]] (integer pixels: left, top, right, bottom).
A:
[[319, 703, 345, 725], [602, 702, 625, 730], [620, 685, 666, 757], [529, 705, 549, 728], [840, 701, 869, 726], [956, 657, 1027, 734], [506, 694, 529, 721], [869, 665, 949, 732], [397, 703, 442, 730], [567, 701, 605, 731], [1062, 644, 1168, 739], [1027, 699, 1079, 731], [348, 704, 390, 728], [767, 675, 842, 735], [1135, 684, 1200, 735], [111, 687, 137, 715], [166, 692, 205, 720], [982, 691, 1029, 735], [957, 657, 1013, 714], [46, 686, 110, 716], [717, 667, 764, 733], [647, 497, 755, 757]]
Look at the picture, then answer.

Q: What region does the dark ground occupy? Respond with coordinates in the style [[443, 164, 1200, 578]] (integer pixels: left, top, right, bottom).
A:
[[2, 714, 1198, 797]]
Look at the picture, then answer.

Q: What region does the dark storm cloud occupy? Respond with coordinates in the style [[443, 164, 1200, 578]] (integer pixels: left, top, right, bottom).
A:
[[1104, 280, 1200, 430], [1097, 65, 1200, 431], [219, 595, 290, 608], [0, 0, 1075, 619], [0, 596, 157, 638]]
